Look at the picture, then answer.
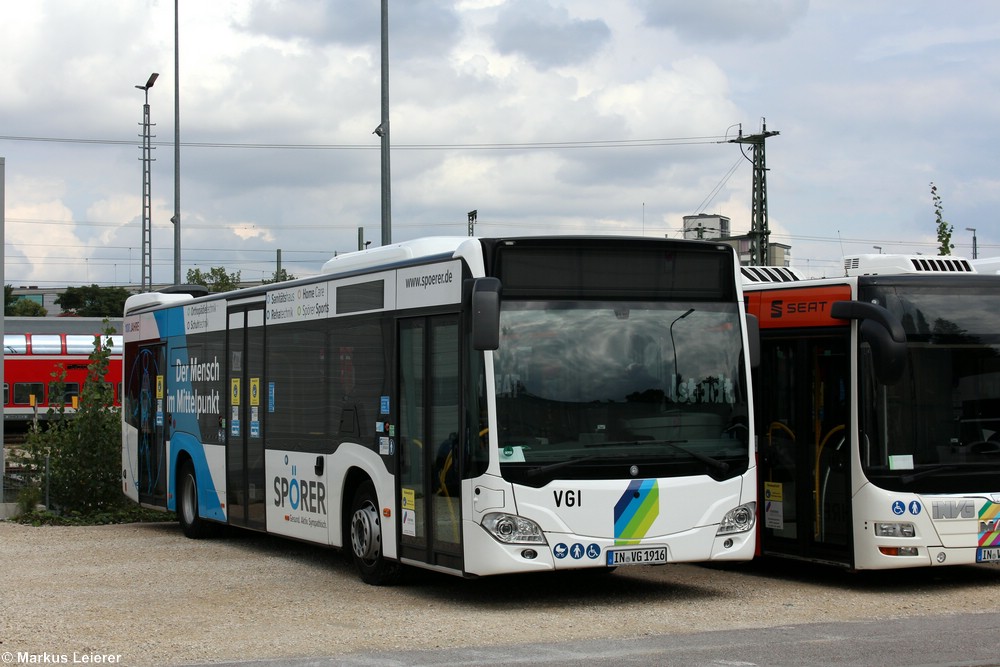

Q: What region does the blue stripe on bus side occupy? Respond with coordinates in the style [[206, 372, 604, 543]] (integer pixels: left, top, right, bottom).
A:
[[169, 432, 226, 522], [154, 308, 187, 339]]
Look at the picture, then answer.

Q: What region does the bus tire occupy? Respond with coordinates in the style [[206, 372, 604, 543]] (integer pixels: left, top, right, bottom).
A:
[[349, 480, 401, 585], [178, 461, 214, 539]]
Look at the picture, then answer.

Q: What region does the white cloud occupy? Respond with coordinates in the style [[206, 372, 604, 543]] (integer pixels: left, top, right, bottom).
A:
[[0, 0, 997, 288], [5, 175, 88, 286], [488, 0, 612, 69], [635, 0, 809, 41]]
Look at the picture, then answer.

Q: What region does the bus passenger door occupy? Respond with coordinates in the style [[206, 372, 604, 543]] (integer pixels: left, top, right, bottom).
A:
[[758, 334, 851, 564], [226, 305, 267, 530], [397, 315, 463, 572], [132, 343, 167, 506]]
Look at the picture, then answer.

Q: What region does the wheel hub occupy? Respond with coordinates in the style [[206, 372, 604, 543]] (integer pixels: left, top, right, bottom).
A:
[[351, 503, 381, 561]]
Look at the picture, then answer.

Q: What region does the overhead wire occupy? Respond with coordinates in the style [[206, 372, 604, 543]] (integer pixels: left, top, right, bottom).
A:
[[0, 134, 728, 151], [694, 156, 743, 215], [5, 131, 986, 284]]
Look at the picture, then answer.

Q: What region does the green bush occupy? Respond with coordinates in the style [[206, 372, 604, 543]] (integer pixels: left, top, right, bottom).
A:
[[15, 322, 128, 519]]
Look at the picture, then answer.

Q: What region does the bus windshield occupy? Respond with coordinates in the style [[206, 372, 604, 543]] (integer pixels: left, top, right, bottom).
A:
[[493, 300, 749, 486], [861, 284, 1000, 492]]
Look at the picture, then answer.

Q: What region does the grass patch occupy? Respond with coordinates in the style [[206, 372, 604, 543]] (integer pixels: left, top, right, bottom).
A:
[[12, 505, 176, 527]]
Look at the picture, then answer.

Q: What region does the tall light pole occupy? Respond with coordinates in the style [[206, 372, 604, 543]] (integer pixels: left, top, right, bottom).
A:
[[873, 245, 882, 254], [2, 156, 7, 504], [378, 0, 391, 247], [966, 227, 978, 259], [136, 72, 159, 291], [171, 0, 181, 284]]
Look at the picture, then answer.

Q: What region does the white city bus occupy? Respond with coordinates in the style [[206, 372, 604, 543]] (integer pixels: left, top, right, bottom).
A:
[[745, 254, 1000, 569], [122, 236, 757, 584]]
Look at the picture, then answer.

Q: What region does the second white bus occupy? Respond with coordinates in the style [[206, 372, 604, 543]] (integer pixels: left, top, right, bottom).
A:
[[746, 254, 1000, 569]]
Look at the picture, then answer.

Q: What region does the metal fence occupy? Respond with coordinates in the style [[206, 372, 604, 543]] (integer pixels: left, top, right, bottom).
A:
[[3, 460, 48, 506]]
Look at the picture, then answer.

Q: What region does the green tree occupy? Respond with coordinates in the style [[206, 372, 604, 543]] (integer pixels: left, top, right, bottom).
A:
[[4, 284, 15, 314], [56, 285, 132, 317], [261, 268, 297, 284], [18, 323, 122, 515], [9, 298, 47, 317], [187, 266, 242, 293], [931, 182, 954, 256]]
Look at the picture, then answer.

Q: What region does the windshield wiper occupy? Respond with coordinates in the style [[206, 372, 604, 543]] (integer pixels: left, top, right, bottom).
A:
[[588, 439, 730, 474], [899, 464, 957, 484], [524, 439, 732, 478], [525, 454, 602, 478]]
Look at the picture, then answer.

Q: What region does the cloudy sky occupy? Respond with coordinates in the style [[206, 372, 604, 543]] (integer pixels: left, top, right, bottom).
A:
[[1, 0, 997, 288]]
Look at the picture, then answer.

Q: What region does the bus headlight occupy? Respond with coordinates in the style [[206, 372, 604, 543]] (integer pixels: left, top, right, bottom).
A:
[[482, 513, 547, 545], [717, 502, 756, 535], [875, 522, 916, 538]]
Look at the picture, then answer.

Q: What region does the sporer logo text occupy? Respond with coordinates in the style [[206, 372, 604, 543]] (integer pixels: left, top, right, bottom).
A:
[[273, 469, 327, 515]]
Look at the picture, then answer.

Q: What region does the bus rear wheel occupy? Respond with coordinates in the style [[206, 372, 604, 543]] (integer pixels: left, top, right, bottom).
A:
[[178, 461, 214, 539], [350, 480, 401, 585]]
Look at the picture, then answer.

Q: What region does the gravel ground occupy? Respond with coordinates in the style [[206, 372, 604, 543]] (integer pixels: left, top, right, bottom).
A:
[[2, 520, 1000, 666]]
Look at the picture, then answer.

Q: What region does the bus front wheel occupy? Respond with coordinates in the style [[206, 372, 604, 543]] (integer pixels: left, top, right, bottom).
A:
[[349, 480, 401, 585]]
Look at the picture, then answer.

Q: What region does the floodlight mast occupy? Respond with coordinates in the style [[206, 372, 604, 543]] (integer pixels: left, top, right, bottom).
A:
[[136, 72, 159, 291]]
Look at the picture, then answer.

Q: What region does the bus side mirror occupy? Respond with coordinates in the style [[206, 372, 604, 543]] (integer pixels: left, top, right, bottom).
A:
[[471, 277, 501, 351], [745, 313, 760, 369], [831, 301, 907, 385]]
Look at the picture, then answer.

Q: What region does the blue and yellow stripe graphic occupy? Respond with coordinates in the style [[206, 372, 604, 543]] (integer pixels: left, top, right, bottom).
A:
[[614, 479, 659, 545]]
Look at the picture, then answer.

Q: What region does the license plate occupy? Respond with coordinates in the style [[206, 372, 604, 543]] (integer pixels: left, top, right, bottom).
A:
[[977, 548, 1000, 563], [606, 546, 668, 566]]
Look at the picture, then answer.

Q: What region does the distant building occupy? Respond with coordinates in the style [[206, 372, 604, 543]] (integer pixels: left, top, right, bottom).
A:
[[682, 214, 731, 240], [680, 213, 791, 267], [8, 286, 65, 315], [8, 280, 265, 317], [723, 236, 792, 268]]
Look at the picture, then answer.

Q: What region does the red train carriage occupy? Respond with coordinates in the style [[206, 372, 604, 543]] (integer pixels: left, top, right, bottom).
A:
[[3, 318, 122, 428]]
